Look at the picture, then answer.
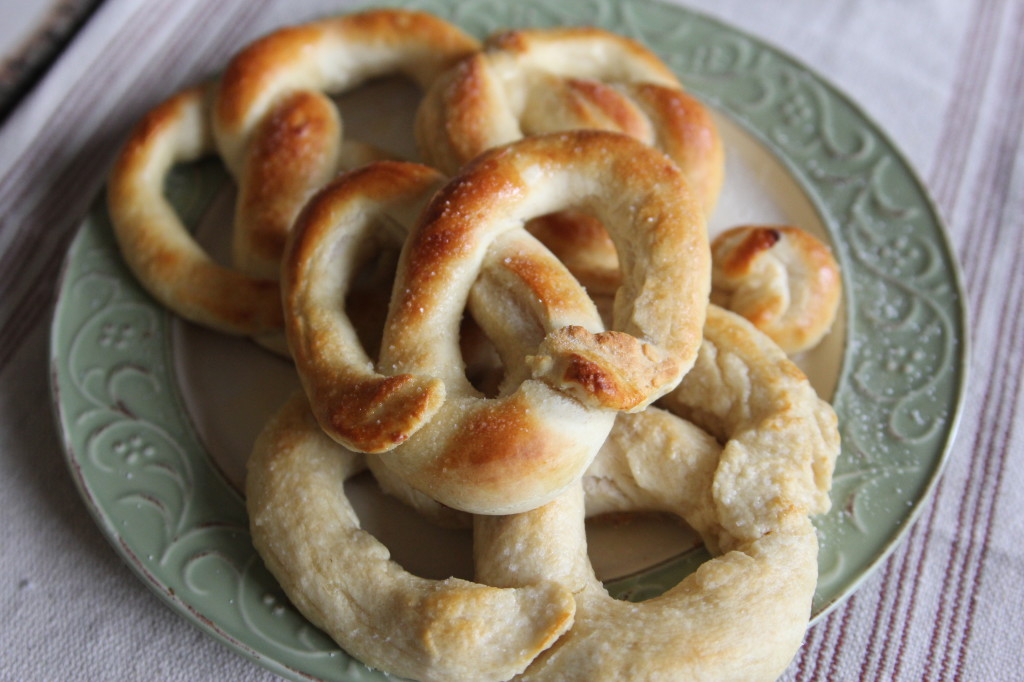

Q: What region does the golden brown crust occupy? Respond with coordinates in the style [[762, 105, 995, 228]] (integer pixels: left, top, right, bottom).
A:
[[214, 9, 480, 278], [710, 225, 842, 355], [106, 84, 283, 335], [415, 25, 723, 215], [284, 160, 449, 454], [285, 132, 707, 514], [107, 10, 478, 345], [215, 10, 481, 168], [284, 156, 616, 515], [402, 131, 710, 414]]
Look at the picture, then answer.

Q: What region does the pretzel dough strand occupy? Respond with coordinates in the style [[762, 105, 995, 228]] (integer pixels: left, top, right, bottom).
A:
[[107, 84, 283, 335], [390, 131, 709, 415], [247, 392, 576, 682], [212, 9, 480, 279], [284, 160, 449, 455], [214, 10, 482, 172], [662, 306, 840, 540], [473, 306, 839, 681], [416, 26, 723, 214]]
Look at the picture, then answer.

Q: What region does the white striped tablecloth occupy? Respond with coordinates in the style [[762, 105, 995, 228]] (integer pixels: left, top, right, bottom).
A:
[[0, 0, 1019, 680]]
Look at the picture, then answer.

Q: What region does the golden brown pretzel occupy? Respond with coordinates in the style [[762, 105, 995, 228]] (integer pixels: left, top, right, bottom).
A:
[[284, 157, 614, 515], [107, 10, 477, 345], [416, 26, 724, 214], [107, 84, 283, 337], [246, 391, 576, 682], [475, 305, 841, 680], [284, 132, 709, 514], [710, 225, 842, 355], [213, 9, 479, 278]]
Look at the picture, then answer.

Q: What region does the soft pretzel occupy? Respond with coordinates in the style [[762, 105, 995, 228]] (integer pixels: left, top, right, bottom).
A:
[[246, 391, 576, 682], [710, 225, 842, 355], [107, 84, 283, 337], [416, 26, 724, 214], [213, 9, 479, 278], [284, 132, 709, 514], [417, 131, 709, 414], [284, 157, 613, 516], [107, 11, 477, 344], [475, 305, 840, 680]]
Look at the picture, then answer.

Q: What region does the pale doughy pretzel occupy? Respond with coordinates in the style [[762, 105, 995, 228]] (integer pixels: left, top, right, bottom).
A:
[[475, 306, 840, 681], [710, 225, 842, 355], [213, 9, 479, 278], [107, 84, 283, 337], [416, 26, 724, 214], [246, 391, 576, 682], [285, 132, 709, 514]]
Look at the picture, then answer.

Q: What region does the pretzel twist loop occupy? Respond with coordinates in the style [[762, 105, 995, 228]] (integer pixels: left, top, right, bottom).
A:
[[416, 26, 724, 214], [107, 84, 284, 337], [214, 9, 479, 279], [107, 10, 477, 342], [285, 132, 709, 514], [246, 392, 576, 682]]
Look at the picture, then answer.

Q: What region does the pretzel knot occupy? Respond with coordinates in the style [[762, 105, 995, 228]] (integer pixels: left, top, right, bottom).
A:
[[284, 131, 710, 514], [710, 225, 842, 354], [416, 26, 724, 214], [107, 10, 477, 343], [476, 306, 841, 680]]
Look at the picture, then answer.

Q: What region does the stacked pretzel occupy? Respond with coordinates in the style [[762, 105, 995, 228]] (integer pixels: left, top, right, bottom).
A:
[[107, 9, 842, 681]]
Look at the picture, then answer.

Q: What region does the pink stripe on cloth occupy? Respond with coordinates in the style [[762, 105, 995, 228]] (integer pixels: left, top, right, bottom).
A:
[[928, 0, 1006, 219]]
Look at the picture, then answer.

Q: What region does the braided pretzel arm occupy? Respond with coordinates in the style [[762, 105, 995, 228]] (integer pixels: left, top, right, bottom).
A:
[[416, 26, 724, 214], [474, 306, 840, 681], [214, 9, 479, 279], [107, 84, 282, 336], [284, 160, 449, 454], [247, 392, 576, 682], [710, 225, 842, 355]]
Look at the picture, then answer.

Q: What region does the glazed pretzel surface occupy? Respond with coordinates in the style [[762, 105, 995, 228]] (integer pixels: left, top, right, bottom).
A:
[[107, 84, 283, 337], [284, 157, 615, 515], [214, 9, 479, 278], [284, 131, 709, 514], [107, 10, 477, 344], [710, 225, 842, 354], [475, 305, 840, 680], [416, 26, 724, 214], [246, 392, 575, 682]]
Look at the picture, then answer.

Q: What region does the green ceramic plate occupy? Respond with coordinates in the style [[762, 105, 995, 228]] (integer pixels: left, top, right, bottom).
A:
[[50, 0, 968, 679]]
